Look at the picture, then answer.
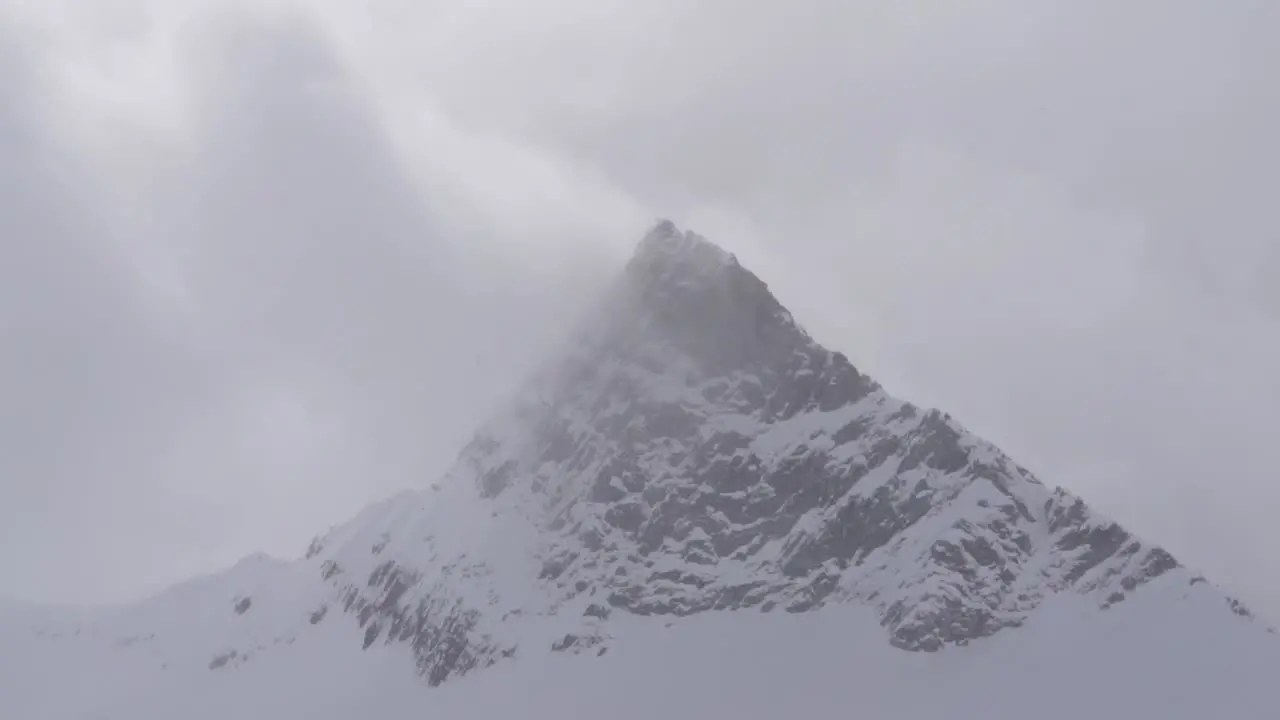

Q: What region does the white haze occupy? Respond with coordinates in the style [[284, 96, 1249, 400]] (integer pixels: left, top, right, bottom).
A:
[[1, 0, 1278, 625]]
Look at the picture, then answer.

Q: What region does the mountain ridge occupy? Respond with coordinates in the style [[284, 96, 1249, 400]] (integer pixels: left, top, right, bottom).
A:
[[299, 220, 1271, 682], [2, 221, 1273, 716]]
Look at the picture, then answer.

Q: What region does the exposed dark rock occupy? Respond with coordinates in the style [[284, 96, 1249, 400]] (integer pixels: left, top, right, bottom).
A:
[[363, 623, 382, 649], [208, 650, 237, 670], [1058, 523, 1131, 585], [551, 634, 578, 652], [898, 411, 969, 474], [605, 502, 647, 534], [305, 537, 324, 559], [1228, 598, 1254, 618]]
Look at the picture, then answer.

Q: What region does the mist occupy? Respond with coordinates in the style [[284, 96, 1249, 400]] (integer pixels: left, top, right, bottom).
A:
[[2, 0, 1277, 623]]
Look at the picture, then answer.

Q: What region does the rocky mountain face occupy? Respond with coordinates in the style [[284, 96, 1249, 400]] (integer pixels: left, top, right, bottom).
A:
[[292, 220, 1264, 687]]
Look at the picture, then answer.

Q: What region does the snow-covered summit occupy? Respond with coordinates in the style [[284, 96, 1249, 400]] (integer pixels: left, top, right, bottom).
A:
[[631, 218, 737, 273], [303, 220, 1272, 681], [4, 222, 1276, 718]]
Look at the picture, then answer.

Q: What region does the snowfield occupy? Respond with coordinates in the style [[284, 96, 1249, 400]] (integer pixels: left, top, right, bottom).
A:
[[4, 577, 1277, 719]]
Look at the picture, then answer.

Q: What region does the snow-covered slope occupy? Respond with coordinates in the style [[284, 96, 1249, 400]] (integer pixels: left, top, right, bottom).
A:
[[6, 585, 1278, 719], [3, 221, 1276, 718]]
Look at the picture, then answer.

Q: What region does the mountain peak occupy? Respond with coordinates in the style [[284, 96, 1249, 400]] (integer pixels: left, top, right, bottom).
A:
[[599, 220, 819, 381], [634, 218, 734, 260], [5, 222, 1274, 712], [418, 226, 1264, 683], [628, 219, 738, 284]]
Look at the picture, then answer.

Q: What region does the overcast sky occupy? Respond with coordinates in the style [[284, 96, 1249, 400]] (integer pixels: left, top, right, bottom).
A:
[[2, 1, 1277, 620]]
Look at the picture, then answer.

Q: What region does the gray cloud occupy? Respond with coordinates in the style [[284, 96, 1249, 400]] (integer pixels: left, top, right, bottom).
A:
[[0, 5, 616, 603], [0, 15, 230, 599], [2, 0, 1278, 621]]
